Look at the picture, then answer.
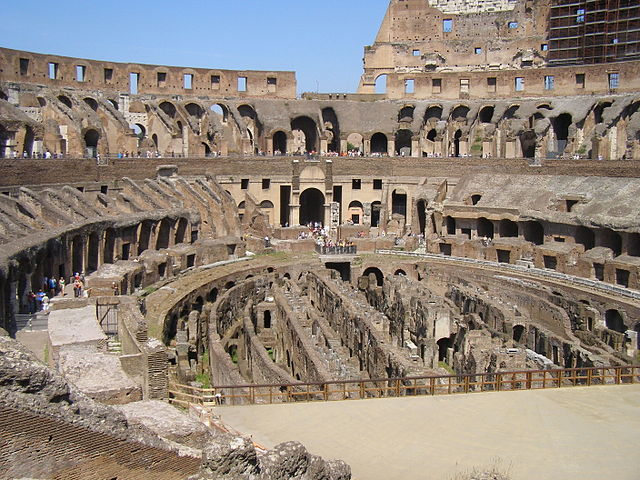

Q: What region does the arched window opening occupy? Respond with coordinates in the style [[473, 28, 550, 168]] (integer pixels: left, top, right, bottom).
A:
[[394, 269, 407, 276], [520, 130, 536, 159], [346, 133, 363, 154], [437, 337, 452, 362], [600, 229, 622, 256], [392, 189, 407, 219], [398, 106, 414, 122], [499, 219, 518, 237], [471, 194, 482, 205], [300, 188, 325, 226], [175, 218, 188, 244], [83, 98, 98, 111], [575, 226, 595, 251], [156, 218, 172, 250], [513, 325, 525, 343], [107, 99, 118, 110], [451, 105, 470, 121], [628, 233, 640, 257], [605, 309, 627, 333], [452, 129, 462, 157], [322, 107, 340, 153], [273, 131, 287, 154], [291, 116, 318, 153], [23, 126, 34, 157], [58, 95, 72, 109], [363, 267, 384, 287], [185, 103, 203, 118], [370, 133, 388, 154], [159, 101, 176, 118], [477, 217, 494, 238], [132, 124, 145, 147], [479, 106, 495, 123], [210, 104, 228, 123], [504, 105, 520, 119], [375, 74, 387, 94], [593, 101, 613, 124], [395, 129, 412, 156], [445, 216, 456, 235], [371, 201, 382, 228], [522, 221, 544, 245], [84, 129, 99, 158], [207, 288, 218, 303], [425, 105, 443, 122]]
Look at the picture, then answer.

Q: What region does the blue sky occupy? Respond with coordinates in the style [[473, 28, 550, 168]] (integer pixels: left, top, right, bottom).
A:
[[0, 0, 390, 94]]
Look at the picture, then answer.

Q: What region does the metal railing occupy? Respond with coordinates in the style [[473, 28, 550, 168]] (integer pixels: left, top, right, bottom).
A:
[[315, 244, 357, 255], [168, 365, 640, 408]]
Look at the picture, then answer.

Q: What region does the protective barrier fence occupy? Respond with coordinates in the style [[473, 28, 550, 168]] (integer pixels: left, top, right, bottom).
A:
[[168, 365, 640, 408]]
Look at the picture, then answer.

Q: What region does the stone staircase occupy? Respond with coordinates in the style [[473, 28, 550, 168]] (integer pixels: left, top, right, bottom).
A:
[[106, 336, 122, 355]]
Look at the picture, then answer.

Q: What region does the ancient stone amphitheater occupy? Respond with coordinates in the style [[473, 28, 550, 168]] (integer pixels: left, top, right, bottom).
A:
[[1, 1, 639, 479]]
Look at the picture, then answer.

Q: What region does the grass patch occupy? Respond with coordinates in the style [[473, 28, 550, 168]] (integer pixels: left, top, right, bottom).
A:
[[141, 285, 159, 297], [439, 361, 455, 374], [195, 372, 211, 388]]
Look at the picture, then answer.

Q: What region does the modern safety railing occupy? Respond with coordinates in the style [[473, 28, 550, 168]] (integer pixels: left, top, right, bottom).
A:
[[168, 365, 640, 408], [315, 244, 357, 255]]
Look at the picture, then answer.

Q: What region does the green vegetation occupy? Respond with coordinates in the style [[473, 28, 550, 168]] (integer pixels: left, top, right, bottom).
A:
[[141, 285, 159, 297], [195, 372, 211, 388], [265, 347, 276, 362], [439, 361, 455, 374], [43, 344, 49, 364]]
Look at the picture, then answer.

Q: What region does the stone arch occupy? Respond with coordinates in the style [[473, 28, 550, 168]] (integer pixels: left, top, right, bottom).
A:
[[83, 97, 98, 111], [185, 102, 204, 119], [479, 105, 495, 123], [58, 95, 72, 109], [600, 229, 622, 256], [504, 105, 520, 119], [398, 105, 415, 122], [575, 226, 595, 251], [210, 103, 228, 123], [392, 189, 407, 218], [477, 217, 494, 238], [107, 99, 119, 110], [605, 309, 626, 333], [522, 221, 544, 245], [159, 101, 177, 118], [375, 74, 387, 94], [321, 107, 340, 153], [371, 201, 382, 227], [370, 132, 388, 154], [593, 101, 613, 124], [83, 129, 100, 158], [175, 217, 188, 244], [300, 188, 325, 226], [363, 267, 384, 286], [451, 105, 470, 121], [346, 133, 363, 154], [520, 130, 536, 159], [395, 129, 412, 156], [424, 105, 443, 122], [156, 218, 172, 250], [452, 129, 462, 157], [291, 116, 318, 153], [272, 130, 287, 154], [394, 269, 407, 276], [348, 200, 364, 224], [513, 324, 526, 343], [499, 219, 518, 237]]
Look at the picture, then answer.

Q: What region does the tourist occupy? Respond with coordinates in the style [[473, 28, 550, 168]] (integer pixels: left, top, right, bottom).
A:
[[27, 290, 36, 314], [73, 278, 83, 298], [58, 276, 66, 296], [35, 290, 45, 311], [48, 277, 57, 299], [112, 282, 119, 296]]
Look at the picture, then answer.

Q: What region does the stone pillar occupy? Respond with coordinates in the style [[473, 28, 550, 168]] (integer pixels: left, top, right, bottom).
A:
[[340, 138, 348, 154], [411, 139, 420, 157], [363, 202, 372, 225], [266, 137, 273, 155], [364, 139, 371, 156], [320, 138, 328, 154], [388, 139, 395, 157]]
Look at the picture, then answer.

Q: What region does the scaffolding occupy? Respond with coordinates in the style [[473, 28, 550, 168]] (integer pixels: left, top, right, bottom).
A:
[[547, 0, 640, 65]]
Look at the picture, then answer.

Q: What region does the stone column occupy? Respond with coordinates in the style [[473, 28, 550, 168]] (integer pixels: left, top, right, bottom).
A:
[[388, 139, 395, 157], [411, 139, 420, 157]]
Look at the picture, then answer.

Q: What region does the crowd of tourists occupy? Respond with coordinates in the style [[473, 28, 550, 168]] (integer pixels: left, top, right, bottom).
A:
[[25, 272, 87, 313]]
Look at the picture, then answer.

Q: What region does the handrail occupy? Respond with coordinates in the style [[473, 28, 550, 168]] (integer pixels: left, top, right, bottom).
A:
[[168, 365, 640, 408]]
